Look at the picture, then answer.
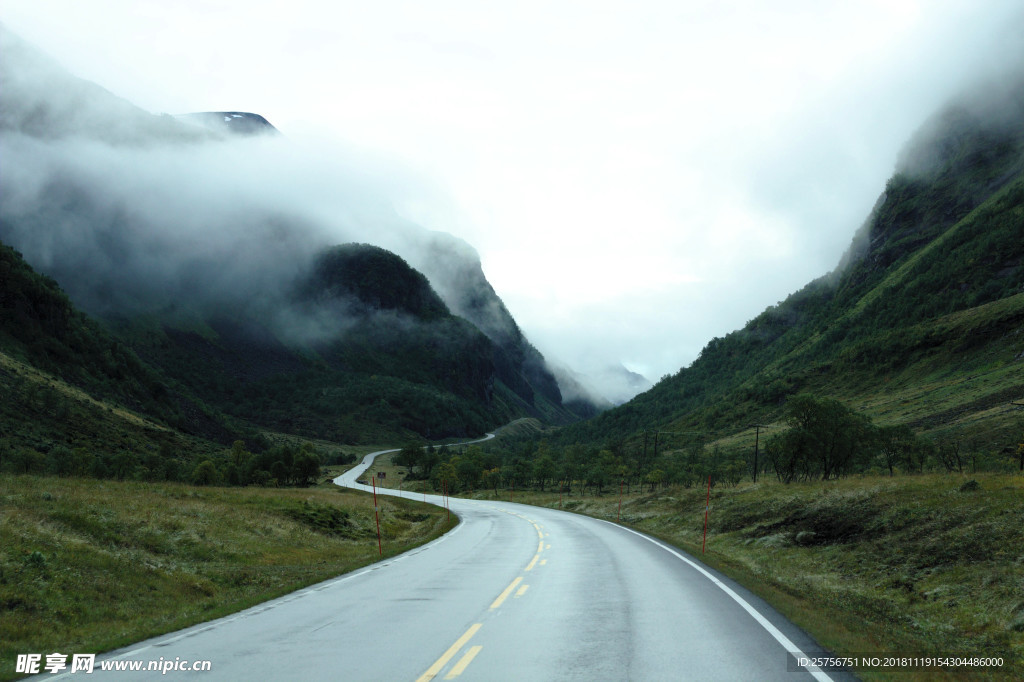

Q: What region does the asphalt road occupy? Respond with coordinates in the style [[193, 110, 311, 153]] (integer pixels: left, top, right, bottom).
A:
[[61, 439, 853, 681]]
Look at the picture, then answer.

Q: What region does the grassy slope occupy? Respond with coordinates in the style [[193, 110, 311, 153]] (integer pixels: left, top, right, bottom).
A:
[[558, 139, 1024, 456], [0, 348, 217, 470], [496, 475, 1024, 681], [0, 474, 453, 682]]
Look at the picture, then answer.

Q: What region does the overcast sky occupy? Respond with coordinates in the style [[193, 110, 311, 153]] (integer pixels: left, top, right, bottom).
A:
[[4, 0, 1024, 398]]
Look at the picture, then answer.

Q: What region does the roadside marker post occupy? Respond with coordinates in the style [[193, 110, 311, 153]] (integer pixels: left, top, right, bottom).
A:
[[371, 476, 383, 556], [702, 475, 710, 554], [443, 479, 449, 522], [618, 479, 623, 523]]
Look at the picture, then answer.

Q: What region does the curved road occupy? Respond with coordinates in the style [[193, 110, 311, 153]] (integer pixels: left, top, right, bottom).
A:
[[67, 437, 851, 681]]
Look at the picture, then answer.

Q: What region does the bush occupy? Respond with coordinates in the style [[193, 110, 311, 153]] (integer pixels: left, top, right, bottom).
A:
[[191, 460, 221, 486]]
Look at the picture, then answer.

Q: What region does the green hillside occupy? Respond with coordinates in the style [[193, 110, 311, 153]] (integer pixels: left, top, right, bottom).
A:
[[552, 81, 1024, 480]]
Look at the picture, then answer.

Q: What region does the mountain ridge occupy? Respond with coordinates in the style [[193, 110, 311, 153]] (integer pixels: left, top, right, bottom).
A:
[[0, 26, 597, 453], [556, 74, 1024, 459]]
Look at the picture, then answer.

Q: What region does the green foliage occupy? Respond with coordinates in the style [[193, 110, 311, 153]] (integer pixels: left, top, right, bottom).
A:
[[191, 460, 220, 486], [285, 501, 361, 537], [291, 447, 322, 487], [3, 235, 571, 462], [875, 424, 925, 475], [0, 240, 178, 422], [764, 395, 874, 482]]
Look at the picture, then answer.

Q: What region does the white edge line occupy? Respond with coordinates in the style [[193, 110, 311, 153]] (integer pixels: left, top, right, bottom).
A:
[[602, 520, 834, 682]]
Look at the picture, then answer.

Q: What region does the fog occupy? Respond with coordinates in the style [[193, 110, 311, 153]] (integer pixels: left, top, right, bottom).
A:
[[0, 26, 492, 354], [3, 2, 1024, 402]]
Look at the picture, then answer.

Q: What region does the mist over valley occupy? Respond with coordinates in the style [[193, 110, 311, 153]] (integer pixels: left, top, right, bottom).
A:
[[4, 6, 1024, 676]]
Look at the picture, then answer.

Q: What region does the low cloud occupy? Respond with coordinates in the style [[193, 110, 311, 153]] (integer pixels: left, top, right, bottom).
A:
[[0, 26, 476, 351]]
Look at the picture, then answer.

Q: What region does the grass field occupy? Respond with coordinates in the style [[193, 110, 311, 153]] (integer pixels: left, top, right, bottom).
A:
[[0, 474, 453, 681]]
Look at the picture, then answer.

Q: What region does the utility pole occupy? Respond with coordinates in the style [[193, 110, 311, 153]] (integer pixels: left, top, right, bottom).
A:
[[749, 424, 762, 483], [748, 424, 777, 483]]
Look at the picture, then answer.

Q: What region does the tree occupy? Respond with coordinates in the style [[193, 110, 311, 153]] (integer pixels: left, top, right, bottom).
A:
[[481, 467, 502, 494], [111, 451, 137, 480], [533, 454, 556, 491], [192, 460, 221, 486], [292, 450, 322, 487], [876, 424, 919, 476], [721, 458, 744, 487], [270, 460, 289, 486], [563, 444, 588, 495], [229, 440, 251, 467], [435, 461, 459, 493], [937, 439, 965, 473], [395, 441, 425, 477], [766, 394, 874, 482], [590, 450, 620, 494], [644, 468, 664, 492], [455, 448, 484, 491]]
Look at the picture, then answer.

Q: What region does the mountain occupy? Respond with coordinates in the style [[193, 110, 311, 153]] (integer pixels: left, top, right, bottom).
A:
[[407, 231, 580, 421], [559, 74, 1024, 454], [0, 26, 594, 449], [177, 112, 279, 136], [0, 26, 210, 147]]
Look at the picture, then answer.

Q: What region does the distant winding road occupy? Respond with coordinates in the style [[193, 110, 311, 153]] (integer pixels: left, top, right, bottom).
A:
[[69, 434, 851, 681]]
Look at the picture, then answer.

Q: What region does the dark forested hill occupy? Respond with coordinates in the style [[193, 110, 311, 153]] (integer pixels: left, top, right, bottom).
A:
[[558, 75, 1024, 457], [0, 240, 173, 417], [0, 26, 592, 451]]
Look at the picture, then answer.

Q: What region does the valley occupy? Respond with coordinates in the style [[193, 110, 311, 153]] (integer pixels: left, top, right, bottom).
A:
[[2, 16, 1024, 682]]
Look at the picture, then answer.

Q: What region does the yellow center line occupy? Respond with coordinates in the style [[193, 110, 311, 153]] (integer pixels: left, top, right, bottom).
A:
[[490, 577, 523, 609], [537, 539, 544, 553], [416, 624, 482, 682], [540, 559, 547, 565], [546, 543, 551, 550], [525, 554, 539, 571], [515, 584, 530, 598], [444, 646, 483, 680]]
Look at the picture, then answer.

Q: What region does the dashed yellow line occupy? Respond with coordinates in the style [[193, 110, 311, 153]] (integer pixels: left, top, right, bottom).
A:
[[444, 646, 483, 679], [515, 584, 530, 598], [490, 577, 523, 609], [416, 624, 481, 682]]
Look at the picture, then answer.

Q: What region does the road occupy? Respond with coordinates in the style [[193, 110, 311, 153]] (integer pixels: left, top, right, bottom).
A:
[[64, 437, 851, 681]]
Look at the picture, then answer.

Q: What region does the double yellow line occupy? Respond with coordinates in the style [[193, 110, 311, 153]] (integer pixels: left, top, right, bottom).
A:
[[415, 517, 548, 680], [416, 624, 483, 682]]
